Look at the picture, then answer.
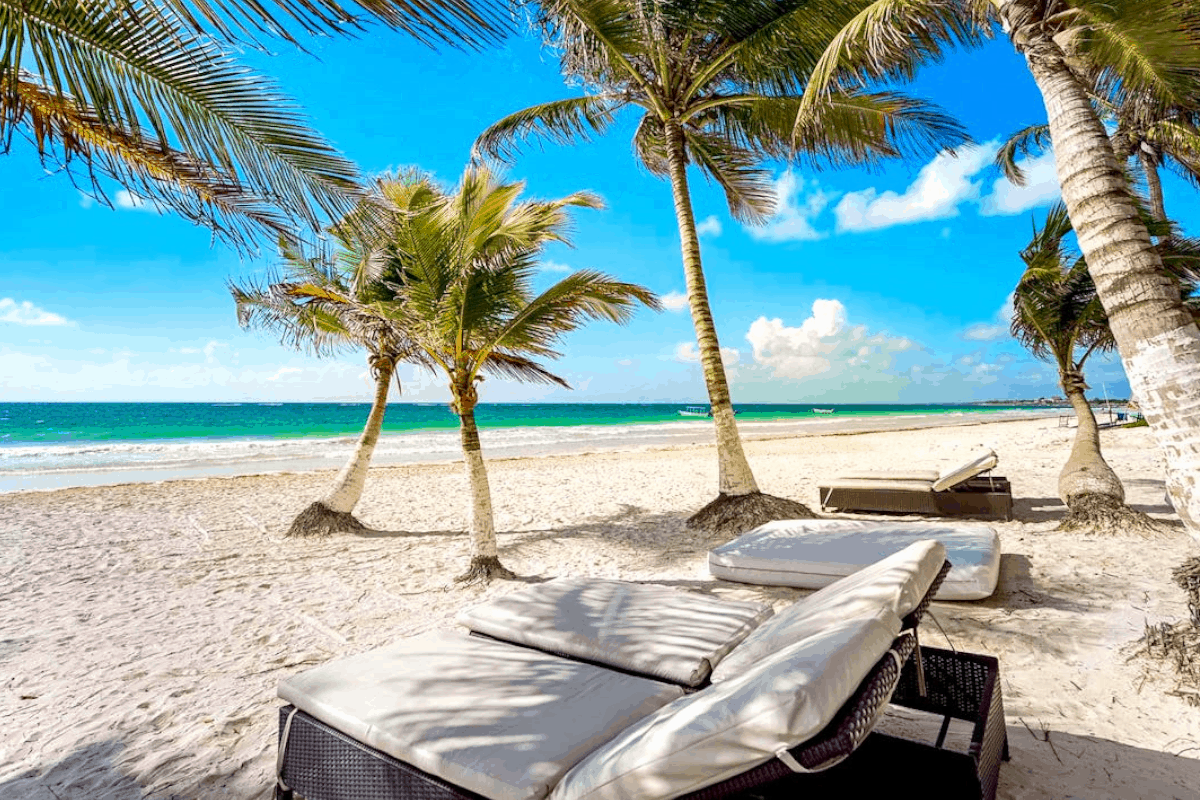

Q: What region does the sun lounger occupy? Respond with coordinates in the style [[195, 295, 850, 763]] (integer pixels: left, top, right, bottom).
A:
[[819, 450, 1013, 520], [274, 542, 995, 800], [709, 519, 1003, 600]]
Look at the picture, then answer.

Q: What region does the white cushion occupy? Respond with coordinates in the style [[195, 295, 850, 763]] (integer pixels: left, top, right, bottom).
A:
[[834, 469, 940, 482], [820, 478, 935, 492], [710, 538, 945, 682], [278, 631, 684, 800], [457, 578, 773, 687], [932, 450, 998, 492], [708, 519, 998, 601], [549, 608, 902, 800]]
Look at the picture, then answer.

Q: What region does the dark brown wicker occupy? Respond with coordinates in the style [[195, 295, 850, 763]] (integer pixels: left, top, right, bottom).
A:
[[274, 561, 974, 800], [819, 476, 1014, 521]]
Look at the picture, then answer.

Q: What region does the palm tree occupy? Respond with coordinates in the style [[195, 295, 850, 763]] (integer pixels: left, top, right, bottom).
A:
[[1, 0, 505, 248], [801, 0, 1200, 541], [230, 210, 429, 536], [380, 167, 659, 582], [474, 0, 968, 535], [1012, 203, 1163, 532]]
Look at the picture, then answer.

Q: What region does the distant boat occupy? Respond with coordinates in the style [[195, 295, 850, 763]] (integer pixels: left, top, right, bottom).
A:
[[812, 408, 835, 415]]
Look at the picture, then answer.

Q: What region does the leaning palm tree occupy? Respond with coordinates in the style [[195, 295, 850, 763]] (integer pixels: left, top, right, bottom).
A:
[[475, 0, 969, 535], [2, 0, 505, 248], [230, 213, 430, 536], [801, 0, 1200, 540], [1012, 203, 1163, 533], [381, 167, 659, 582]]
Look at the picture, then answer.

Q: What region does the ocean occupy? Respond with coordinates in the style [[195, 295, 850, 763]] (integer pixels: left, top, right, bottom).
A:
[[0, 402, 1046, 492]]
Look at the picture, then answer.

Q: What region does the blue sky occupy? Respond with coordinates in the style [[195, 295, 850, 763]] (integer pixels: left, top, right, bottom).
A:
[[2, 23, 1194, 404]]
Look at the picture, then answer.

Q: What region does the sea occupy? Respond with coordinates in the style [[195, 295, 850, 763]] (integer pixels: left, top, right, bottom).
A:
[[0, 402, 1050, 492]]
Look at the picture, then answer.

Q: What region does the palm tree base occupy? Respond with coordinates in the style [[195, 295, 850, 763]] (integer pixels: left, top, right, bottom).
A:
[[286, 501, 368, 538], [1057, 493, 1165, 535], [455, 555, 516, 585], [687, 491, 817, 539]]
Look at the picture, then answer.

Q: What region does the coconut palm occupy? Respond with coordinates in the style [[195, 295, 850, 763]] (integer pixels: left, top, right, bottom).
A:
[[1012, 203, 1162, 532], [801, 0, 1200, 540], [1, 0, 504, 248], [230, 206, 430, 536], [474, 0, 969, 535], [379, 167, 659, 582]]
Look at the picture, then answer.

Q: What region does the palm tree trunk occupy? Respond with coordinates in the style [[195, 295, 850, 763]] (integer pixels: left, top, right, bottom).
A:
[[1005, 3, 1200, 540], [1139, 147, 1168, 228], [321, 358, 396, 512], [662, 120, 758, 497], [1059, 371, 1125, 505], [453, 382, 513, 582], [286, 357, 395, 537]]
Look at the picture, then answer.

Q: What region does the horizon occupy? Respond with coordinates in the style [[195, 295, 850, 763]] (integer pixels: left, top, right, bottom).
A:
[[4, 27, 1195, 405]]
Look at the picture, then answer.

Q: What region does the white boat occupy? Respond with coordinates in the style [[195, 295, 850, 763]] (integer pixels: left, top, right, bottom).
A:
[[679, 406, 710, 417], [812, 408, 835, 415]]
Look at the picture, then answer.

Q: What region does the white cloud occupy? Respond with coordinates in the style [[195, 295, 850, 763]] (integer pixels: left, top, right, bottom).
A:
[[268, 366, 303, 381], [979, 150, 1060, 216], [745, 299, 849, 379], [748, 172, 835, 242], [541, 260, 572, 273], [835, 146, 994, 233], [961, 293, 1015, 341], [0, 298, 73, 327], [696, 215, 723, 237], [114, 190, 160, 213], [674, 341, 740, 366], [662, 291, 689, 312]]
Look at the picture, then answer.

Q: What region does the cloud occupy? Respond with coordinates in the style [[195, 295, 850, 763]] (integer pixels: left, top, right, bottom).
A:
[[268, 366, 303, 381], [674, 341, 740, 366], [979, 150, 1060, 216], [745, 299, 850, 379], [662, 291, 689, 312], [541, 260, 572, 273], [748, 172, 835, 242], [696, 215, 723, 237], [0, 298, 73, 326], [835, 146, 995, 233], [114, 190, 160, 213]]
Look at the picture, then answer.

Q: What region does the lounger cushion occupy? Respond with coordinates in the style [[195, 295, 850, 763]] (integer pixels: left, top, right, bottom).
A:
[[820, 478, 935, 493], [457, 578, 773, 687], [834, 469, 940, 482], [709, 538, 946, 682], [708, 519, 998, 601], [278, 631, 684, 800], [549, 608, 902, 800], [932, 450, 998, 492]]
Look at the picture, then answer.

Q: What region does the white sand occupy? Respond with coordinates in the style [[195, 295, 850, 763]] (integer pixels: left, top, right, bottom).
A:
[[1, 416, 1198, 799]]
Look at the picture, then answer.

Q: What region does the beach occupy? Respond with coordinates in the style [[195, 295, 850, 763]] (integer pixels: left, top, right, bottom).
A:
[[1, 413, 1198, 799]]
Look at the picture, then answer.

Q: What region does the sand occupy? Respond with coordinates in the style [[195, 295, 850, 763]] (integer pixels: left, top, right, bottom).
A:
[[1, 415, 1198, 799]]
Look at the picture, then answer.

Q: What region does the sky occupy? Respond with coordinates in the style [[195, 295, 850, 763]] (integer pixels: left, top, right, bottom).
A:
[[3, 17, 1197, 405]]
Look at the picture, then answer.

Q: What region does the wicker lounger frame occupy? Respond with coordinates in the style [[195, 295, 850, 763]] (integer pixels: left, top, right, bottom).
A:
[[275, 563, 952, 800], [819, 475, 1014, 521]]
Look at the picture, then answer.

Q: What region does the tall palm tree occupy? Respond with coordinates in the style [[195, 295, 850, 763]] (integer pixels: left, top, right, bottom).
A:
[[474, 0, 969, 535], [230, 206, 430, 536], [801, 0, 1200, 541], [1012, 203, 1161, 532], [1, 0, 505, 248], [380, 167, 659, 582]]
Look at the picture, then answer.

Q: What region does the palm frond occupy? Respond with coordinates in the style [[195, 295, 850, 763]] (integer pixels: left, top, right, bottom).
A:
[[682, 128, 776, 223], [995, 123, 1053, 187], [473, 95, 624, 164]]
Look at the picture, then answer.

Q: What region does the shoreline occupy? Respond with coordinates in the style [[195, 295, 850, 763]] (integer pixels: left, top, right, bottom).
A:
[[0, 408, 1060, 495], [1, 416, 1198, 798]]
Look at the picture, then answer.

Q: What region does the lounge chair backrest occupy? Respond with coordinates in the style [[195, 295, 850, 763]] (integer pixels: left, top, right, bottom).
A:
[[457, 578, 774, 687], [710, 539, 946, 683], [548, 607, 902, 800], [932, 450, 998, 492]]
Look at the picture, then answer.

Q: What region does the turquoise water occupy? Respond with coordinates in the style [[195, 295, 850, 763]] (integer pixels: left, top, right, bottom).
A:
[[0, 402, 1043, 491], [0, 402, 1030, 445]]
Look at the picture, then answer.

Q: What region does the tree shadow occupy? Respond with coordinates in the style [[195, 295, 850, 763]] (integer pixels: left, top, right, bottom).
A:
[[1011, 496, 1066, 524], [975, 553, 1090, 613], [0, 741, 145, 800], [352, 527, 464, 539], [0, 636, 30, 665]]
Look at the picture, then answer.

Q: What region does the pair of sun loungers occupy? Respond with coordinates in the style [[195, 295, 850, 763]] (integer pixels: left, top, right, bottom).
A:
[[818, 449, 1014, 521], [274, 537, 1009, 800]]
